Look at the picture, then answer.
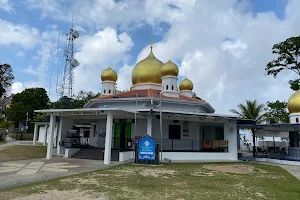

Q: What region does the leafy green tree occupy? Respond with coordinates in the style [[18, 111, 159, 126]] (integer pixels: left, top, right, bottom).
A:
[[6, 88, 50, 126], [230, 100, 265, 156], [0, 63, 14, 98], [50, 91, 100, 109], [266, 36, 300, 91], [264, 101, 289, 124]]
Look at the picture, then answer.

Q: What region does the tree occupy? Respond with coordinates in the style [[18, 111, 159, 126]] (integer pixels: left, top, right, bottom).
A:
[[264, 100, 289, 124], [0, 63, 14, 98], [266, 36, 300, 91], [230, 100, 265, 156], [50, 91, 100, 109], [6, 88, 50, 126]]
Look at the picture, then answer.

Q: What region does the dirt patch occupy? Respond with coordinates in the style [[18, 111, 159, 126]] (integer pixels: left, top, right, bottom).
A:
[[191, 171, 217, 177], [139, 168, 177, 177], [203, 164, 258, 174], [60, 177, 100, 185], [11, 189, 107, 200]]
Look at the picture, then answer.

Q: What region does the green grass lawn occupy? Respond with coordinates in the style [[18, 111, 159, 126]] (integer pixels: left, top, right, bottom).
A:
[[0, 141, 6, 145], [0, 162, 299, 200], [0, 145, 47, 162]]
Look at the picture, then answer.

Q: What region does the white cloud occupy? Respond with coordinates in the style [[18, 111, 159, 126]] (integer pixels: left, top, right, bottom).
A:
[[0, 0, 14, 12], [73, 27, 134, 93], [8, 0, 300, 115], [11, 82, 25, 94], [134, 0, 300, 114], [117, 64, 134, 91], [0, 19, 39, 49], [23, 65, 37, 76], [24, 0, 181, 31], [16, 51, 25, 57]]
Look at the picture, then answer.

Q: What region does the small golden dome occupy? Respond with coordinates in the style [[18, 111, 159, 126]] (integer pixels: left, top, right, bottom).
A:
[[288, 90, 300, 114], [101, 67, 118, 82], [161, 60, 179, 77], [179, 78, 193, 91], [131, 46, 163, 85]]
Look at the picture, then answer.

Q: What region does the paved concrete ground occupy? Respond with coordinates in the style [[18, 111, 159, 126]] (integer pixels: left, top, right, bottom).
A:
[[279, 165, 300, 180], [252, 161, 300, 180], [0, 157, 121, 189]]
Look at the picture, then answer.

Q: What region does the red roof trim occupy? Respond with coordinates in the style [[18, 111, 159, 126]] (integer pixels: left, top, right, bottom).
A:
[[97, 89, 205, 103]]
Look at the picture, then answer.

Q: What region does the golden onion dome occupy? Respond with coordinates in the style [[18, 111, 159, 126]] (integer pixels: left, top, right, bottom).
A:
[[101, 67, 118, 82], [131, 46, 163, 85], [179, 78, 193, 91], [161, 60, 179, 77], [287, 90, 300, 114]]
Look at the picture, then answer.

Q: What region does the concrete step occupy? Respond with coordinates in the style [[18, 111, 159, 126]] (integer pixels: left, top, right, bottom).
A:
[[71, 148, 120, 161]]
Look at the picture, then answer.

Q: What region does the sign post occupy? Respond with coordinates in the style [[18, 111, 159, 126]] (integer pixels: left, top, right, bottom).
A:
[[135, 135, 159, 165]]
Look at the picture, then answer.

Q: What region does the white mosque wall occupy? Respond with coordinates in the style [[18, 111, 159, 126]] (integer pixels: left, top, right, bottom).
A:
[[101, 81, 116, 95], [132, 84, 161, 90], [289, 113, 300, 124], [59, 118, 74, 154], [38, 124, 58, 145], [88, 100, 210, 114], [38, 126, 46, 143], [160, 152, 236, 161]]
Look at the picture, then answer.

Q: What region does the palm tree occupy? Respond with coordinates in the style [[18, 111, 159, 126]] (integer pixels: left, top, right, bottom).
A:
[[230, 100, 265, 156]]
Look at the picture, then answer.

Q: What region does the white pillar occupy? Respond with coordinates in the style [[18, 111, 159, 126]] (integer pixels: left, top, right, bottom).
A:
[[43, 125, 48, 145], [104, 112, 113, 165], [147, 113, 152, 136], [33, 123, 38, 145], [46, 115, 56, 160], [57, 118, 63, 155]]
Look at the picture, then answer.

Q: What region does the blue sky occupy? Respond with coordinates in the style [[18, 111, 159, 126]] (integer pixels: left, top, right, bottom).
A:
[[0, 0, 299, 115]]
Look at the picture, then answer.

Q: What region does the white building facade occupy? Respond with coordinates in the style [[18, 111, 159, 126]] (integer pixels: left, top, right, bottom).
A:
[[34, 46, 242, 164]]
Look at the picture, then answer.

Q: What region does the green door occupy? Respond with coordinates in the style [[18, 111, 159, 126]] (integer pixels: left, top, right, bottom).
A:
[[114, 122, 121, 148], [125, 122, 132, 149]]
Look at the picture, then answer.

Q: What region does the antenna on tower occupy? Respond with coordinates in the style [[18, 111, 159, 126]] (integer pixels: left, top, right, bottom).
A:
[[55, 16, 80, 107]]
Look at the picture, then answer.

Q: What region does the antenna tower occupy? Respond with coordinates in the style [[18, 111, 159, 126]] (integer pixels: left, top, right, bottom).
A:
[[56, 18, 79, 99]]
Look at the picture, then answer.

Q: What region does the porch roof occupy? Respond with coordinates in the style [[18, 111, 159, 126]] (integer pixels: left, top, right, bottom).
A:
[[35, 107, 243, 121]]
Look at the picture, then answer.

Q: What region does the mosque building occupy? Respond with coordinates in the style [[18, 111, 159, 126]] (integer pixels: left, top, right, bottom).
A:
[[33, 46, 300, 165]]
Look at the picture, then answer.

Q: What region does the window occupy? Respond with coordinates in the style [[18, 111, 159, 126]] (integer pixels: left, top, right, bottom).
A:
[[296, 118, 299, 123], [104, 89, 106, 94], [109, 89, 111, 94], [166, 85, 169, 90], [172, 85, 174, 90], [203, 126, 224, 140]]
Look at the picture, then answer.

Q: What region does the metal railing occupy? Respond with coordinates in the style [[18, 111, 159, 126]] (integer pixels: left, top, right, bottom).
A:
[[151, 138, 228, 152], [256, 147, 300, 162]]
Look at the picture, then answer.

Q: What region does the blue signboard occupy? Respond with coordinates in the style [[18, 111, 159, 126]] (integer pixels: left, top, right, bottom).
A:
[[138, 135, 156, 160]]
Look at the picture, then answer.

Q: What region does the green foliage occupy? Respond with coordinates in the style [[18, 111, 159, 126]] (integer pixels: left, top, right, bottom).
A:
[[264, 100, 289, 123], [0, 63, 14, 98], [6, 88, 50, 126], [266, 36, 300, 91], [50, 91, 100, 109], [230, 100, 265, 123], [230, 100, 265, 156]]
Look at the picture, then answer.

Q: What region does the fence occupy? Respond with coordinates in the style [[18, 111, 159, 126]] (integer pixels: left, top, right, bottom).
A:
[[151, 138, 228, 152], [256, 147, 300, 162]]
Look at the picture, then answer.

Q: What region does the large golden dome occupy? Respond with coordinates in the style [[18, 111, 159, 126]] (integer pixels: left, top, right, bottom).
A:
[[288, 90, 300, 114], [179, 78, 193, 91], [132, 47, 163, 85], [161, 60, 179, 77], [101, 67, 118, 82]]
